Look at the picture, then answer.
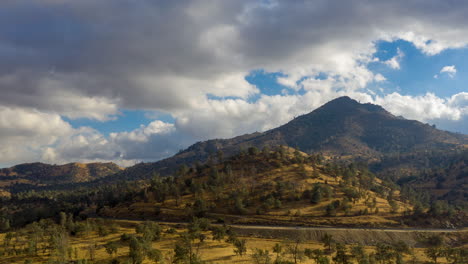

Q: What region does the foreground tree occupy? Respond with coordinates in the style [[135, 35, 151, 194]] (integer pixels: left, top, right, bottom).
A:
[[333, 243, 350, 264], [173, 221, 206, 264], [286, 237, 305, 264], [251, 248, 271, 264], [233, 238, 247, 257], [129, 236, 145, 264], [104, 241, 118, 258], [422, 234, 445, 264], [374, 243, 394, 264], [444, 247, 468, 264], [321, 233, 334, 253]]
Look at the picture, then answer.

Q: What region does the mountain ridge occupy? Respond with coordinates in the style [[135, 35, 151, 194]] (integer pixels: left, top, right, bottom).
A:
[[116, 96, 467, 178]]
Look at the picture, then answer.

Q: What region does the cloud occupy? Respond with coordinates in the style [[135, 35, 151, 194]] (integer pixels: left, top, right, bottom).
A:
[[42, 120, 195, 167], [2, 0, 468, 117], [374, 92, 467, 121], [0, 107, 73, 166], [374, 73, 387, 82], [1, 0, 468, 166], [439, 65, 457, 78], [383, 48, 404, 69]]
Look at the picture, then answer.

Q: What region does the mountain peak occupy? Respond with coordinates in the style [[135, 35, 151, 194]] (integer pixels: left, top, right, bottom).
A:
[[315, 96, 388, 116], [326, 96, 356, 104], [119, 97, 467, 177]]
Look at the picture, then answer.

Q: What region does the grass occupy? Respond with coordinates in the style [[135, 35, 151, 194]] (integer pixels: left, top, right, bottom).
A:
[[0, 219, 459, 264]]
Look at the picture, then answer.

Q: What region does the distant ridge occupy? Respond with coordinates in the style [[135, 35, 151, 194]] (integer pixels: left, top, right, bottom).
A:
[[0, 162, 122, 186]]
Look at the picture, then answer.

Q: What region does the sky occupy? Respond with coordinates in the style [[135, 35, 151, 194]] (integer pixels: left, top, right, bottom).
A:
[[0, 0, 467, 167]]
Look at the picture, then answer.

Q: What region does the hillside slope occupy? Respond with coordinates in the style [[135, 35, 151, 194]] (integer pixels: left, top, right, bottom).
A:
[[98, 147, 418, 228]]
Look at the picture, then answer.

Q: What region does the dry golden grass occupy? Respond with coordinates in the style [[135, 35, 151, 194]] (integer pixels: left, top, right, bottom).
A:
[[0, 220, 456, 264]]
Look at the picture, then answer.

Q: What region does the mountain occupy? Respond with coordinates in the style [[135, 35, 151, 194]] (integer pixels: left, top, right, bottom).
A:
[[0, 162, 122, 190], [2, 97, 467, 199], [120, 96, 467, 177], [267, 96, 466, 155]]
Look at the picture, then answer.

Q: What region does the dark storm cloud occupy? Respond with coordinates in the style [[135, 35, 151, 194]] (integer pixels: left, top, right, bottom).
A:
[[0, 0, 253, 114], [1, 0, 468, 115]]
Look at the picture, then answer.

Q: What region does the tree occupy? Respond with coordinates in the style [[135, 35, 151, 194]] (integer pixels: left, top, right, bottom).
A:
[[173, 242, 190, 263], [351, 244, 365, 263], [129, 236, 145, 264], [50, 229, 71, 263], [422, 234, 445, 264], [0, 218, 10, 231], [211, 226, 226, 241], [333, 243, 350, 264], [233, 239, 247, 256], [192, 198, 208, 217], [429, 201, 445, 217], [147, 248, 163, 264], [311, 186, 322, 204], [392, 240, 410, 255], [234, 196, 247, 215], [248, 147, 260, 156], [305, 248, 330, 264], [444, 247, 468, 264], [424, 247, 444, 264], [173, 232, 204, 264], [104, 241, 118, 257], [317, 256, 330, 264], [136, 221, 162, 242], [286, 237, 305, 264], [374, 243, 393, 264], [59, 212, 67, 227], [326, 203, 336, 216], [412, 202, 424, 216], [273, 243, 283, 262], [388, 199, 399, 213], [321, 233, 334, 253], [251, 248, 271, 264], [395, 253, 404, 264], [423, 234, 444, 248]]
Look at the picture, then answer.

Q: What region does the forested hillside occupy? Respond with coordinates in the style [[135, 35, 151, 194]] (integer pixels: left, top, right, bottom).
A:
[[2, 146, 464, 232]]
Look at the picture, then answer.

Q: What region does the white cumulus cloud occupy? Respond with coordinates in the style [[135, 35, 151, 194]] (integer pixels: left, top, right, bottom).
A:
[[383, 48, 405, 69], [439, 65, 457, 78]]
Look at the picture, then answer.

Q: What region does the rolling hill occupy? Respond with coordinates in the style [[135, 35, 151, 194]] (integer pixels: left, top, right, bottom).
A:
[[98, 147, 417, 228]]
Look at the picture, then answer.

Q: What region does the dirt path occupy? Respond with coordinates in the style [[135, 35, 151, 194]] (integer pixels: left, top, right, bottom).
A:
[[102, 216, 466, 232], [227, 224, 466, 233], [100, 217, 467, 246]]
